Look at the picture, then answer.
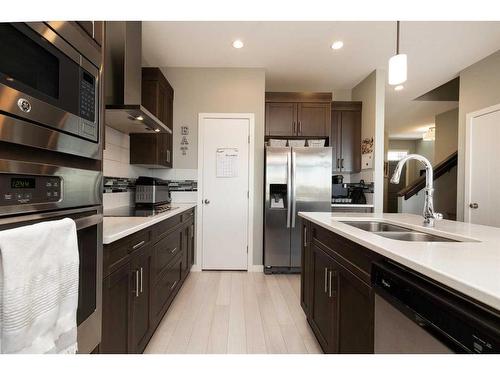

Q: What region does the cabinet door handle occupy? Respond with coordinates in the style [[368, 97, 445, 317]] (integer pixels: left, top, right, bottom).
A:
[[140, 267, 143, 294], [336, 158, 340, 169], [132, 240, 145, 250], [292, 121, 296, 134], [191, 224, 194, 239], [324, 267, 328, 293], [170, 247, 178, 255], [166, 150, 171, 163], [298, 121, 302, 134], [341, 158, 344, 169], [135, 269, 139, 297], [303, 226, 307, 247], [170, 280, 178, 291], [328, 270, 337, 298]]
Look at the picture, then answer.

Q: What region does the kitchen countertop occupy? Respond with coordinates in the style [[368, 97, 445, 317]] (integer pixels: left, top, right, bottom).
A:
[[298, 212, 500, 312], [103, 203, 197, 244]]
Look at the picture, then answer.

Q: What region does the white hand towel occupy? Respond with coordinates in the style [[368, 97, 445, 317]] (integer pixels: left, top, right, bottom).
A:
[[0, 218, 79, 354]]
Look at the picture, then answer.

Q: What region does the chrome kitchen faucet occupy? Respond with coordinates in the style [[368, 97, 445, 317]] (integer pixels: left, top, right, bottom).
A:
[[390, 154, 443, 227]]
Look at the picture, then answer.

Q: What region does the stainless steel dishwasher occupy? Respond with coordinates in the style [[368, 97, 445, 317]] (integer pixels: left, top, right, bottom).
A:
[[372, 261, 500, 354]]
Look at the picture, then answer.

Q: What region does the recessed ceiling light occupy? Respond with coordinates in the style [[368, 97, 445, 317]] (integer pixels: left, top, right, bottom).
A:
[[154, 128, 160, 133], [331, 41, 344, 50], [135, 115, 144, 121], [232, 40, 244, 49], [394, 85, 404, 91]]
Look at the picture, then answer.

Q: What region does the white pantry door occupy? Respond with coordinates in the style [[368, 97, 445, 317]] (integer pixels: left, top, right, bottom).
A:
[[201, 116, 250, 270], [465, 105, 500, 227]]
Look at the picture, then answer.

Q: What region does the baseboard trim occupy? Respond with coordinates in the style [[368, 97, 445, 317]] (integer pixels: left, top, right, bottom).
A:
[[190, 264, 202, 272], [249, 265, 264, 272]]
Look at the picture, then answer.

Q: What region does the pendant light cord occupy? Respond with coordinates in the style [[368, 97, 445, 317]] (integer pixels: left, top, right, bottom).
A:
[[396, 21, 400, 55]]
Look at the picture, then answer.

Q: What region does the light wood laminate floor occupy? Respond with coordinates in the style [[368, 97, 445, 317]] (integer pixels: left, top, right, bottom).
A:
[[144, 271, 322, 354]]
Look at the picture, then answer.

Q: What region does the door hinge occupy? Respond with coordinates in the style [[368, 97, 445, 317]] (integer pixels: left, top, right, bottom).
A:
[[247, 190, 249, 198], [248, 135, 250, 144], [247, 246, 248, 253]]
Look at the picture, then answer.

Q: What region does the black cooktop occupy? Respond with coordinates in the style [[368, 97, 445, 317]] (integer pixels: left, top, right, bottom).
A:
[[104, 204, 177, 217]]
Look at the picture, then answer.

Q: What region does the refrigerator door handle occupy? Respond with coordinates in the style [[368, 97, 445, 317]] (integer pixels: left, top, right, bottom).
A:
[[291, 150, 297, 228], [286, 151, 292, 228]]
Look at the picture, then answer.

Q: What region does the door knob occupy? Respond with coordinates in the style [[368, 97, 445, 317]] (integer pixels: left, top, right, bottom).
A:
[[204, 199, 210, 204], [469, 203, 479, 209]]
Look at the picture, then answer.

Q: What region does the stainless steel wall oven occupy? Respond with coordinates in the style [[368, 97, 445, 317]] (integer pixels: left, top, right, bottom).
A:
[[0, 21, 103, 353], [0, 22, 100, 160], [0, 159, 103, 354]]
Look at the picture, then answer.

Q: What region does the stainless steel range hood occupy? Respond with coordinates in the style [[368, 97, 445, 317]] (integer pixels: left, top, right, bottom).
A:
[[105, 21, 172, 134]]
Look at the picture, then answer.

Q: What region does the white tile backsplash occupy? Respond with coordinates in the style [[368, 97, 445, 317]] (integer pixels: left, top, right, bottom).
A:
[[103, 126, 151, 179], [153, 168, 198, 181], [103, 191, 134, 209]]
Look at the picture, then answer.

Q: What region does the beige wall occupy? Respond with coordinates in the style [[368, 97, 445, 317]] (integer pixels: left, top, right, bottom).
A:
[[457, 50, 500, 220], [435, 107, 458, 163], [352, 70, 385, 212], [158, 67, 266, 265]]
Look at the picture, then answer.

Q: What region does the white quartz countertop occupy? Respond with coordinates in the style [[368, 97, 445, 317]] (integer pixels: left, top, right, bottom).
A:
[[103, 203, 197, 244], [298, 212, 500, 311], [331, 204, 374, 208]]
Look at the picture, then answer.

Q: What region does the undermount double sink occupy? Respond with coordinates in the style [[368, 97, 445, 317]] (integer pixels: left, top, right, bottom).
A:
[[340, 221, 460, 242]]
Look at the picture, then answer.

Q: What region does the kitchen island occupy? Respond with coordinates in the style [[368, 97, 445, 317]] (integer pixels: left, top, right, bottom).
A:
[[298, 212, 500, 353]]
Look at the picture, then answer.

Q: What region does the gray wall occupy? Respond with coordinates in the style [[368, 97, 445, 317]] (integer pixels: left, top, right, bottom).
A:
[[435, 108, 458, 163], [160, 67, 266, 266], [457, 50, 500, 220], [415, 139, 435, 165]]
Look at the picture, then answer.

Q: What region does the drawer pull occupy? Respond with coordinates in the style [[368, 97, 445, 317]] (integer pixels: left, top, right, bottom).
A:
[[170, 280, 178, 291], [132, 240, 145, 250], [170, 247, 178, 254]]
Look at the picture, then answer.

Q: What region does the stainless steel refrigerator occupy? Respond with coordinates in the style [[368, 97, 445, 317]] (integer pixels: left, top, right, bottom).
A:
[[264, 147, 332, 273]]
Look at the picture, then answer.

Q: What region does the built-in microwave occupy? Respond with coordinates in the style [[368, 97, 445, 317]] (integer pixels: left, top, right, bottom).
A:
[[0, 22, 100, 160]]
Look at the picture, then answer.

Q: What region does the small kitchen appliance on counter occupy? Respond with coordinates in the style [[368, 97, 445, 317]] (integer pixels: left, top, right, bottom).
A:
[[135, 176, 171, 205], [332, 175, 350, 203], [104, 176, 177, 218]]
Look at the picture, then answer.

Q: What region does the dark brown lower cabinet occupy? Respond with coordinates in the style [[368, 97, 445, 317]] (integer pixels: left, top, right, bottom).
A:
[[101, 261, 133, 354], [101, 208, 195, 353], [309, 243, 338, 353], [130, 248, 153, 353], [336, 262, 374, 353], [301, 220, 379, 354]]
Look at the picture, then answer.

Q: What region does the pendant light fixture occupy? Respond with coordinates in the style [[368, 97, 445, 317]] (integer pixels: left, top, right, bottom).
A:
[[388, 21, 407, 85]]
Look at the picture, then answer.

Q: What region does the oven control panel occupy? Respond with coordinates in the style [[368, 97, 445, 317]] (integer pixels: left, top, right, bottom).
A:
[[0, 174, 62, 206]]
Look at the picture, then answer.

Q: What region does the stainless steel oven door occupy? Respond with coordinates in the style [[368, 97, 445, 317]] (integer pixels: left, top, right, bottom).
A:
[[0, 206, 103, 354], [0, 22, 100, 160]]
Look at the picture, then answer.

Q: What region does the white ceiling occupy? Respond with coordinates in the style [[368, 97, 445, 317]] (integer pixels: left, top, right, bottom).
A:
[[142, 21, 500, 138]]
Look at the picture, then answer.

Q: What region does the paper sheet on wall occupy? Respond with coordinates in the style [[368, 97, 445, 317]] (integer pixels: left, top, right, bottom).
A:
[[216, 148, 239, 178]]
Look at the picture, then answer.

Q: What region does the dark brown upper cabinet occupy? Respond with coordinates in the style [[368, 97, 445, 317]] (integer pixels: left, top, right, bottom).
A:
[[130, 68, 174, 168], [331, 101, 362, 173], [265, 92, 332, 138], [265, 102, 297, 136]]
